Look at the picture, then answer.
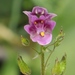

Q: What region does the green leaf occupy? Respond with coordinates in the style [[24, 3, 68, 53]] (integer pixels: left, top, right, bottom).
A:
[[52, 54, 66, 75], [60, 54, 66, 75], [17, 56, 31, 75], [54, 27, 65, 47], [21, 35, 30, 46]]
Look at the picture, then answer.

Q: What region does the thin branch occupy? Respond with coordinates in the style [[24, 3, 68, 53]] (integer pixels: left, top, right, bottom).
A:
[[31, 47, 40, 54], [45, 43, 55, 50], [44, 46, 55, 68]]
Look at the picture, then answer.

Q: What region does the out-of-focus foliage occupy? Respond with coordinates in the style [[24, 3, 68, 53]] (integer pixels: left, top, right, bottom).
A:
[[0, 0, 75, 75]]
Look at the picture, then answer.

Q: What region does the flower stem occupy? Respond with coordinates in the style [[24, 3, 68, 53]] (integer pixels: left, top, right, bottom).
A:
[[32, 47, 40, 54], [41, 46, 45, 75], [45, 46, 55, 68]]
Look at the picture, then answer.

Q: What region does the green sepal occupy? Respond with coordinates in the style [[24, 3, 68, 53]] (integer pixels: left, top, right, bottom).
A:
[[17, 56, 31, 75], [21, 35, 30, 46], [52, 54, 66, 75]]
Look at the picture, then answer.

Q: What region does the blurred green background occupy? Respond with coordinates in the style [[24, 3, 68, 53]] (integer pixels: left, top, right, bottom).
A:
[[0, 0, 75, 75]]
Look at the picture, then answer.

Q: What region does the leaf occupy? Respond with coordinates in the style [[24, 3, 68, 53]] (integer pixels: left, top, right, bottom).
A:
[[51, 54, 66, 75], [17, 56, 31, 75], [54, 27, 65, 47], [60, 54, 66, 75], [21, 35, 30, 46], [52, 59, 60, 75]]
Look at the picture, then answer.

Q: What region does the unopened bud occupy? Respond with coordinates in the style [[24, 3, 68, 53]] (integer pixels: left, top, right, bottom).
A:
[[54, 27, 65, 47], [21, 35, 30, 46]]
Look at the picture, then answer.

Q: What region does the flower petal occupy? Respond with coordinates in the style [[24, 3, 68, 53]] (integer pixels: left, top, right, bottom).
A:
[[30, 33, 52, 45], [29, 15, 38, 24], [37, 34, 52, 45], [24, 24, 37, 37], [24, 25, 31, 34], [32, 6, 48, 15], [39, 15, 45, 20], [47, 20, 56, 30], [29, 15, 45, 27], [48, 13, 57, 19], [45, 13, 57, 20], [23, 11, 31, 17], [23, 12, 38, 25]]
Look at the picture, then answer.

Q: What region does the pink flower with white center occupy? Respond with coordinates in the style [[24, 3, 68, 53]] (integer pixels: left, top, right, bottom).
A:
[[23, 6, 57, 45]]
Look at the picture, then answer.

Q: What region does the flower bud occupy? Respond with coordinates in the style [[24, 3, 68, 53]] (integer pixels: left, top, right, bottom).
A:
[[21, 35, 30, 46], [54, 28, 65, 47]]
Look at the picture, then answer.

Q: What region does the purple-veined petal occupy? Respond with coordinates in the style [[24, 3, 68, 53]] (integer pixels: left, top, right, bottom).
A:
[[47, 20, 56, 30], [24, 25, 31, 34], [30, 34, 39, 42], [37, 34, 52, 45], [30, 33, 52, 45], [24, 25, 36, 35], [29, 15, 45, 22], [29, 15, 45, 27], [26, 15, 38, 25]]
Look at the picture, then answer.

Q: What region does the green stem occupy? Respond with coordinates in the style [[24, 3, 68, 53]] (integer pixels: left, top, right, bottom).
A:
[[41, 46, 45, 75], [45, 43, 54, 50], [32, 47, 40, 54], [45, 46, 55, 68]]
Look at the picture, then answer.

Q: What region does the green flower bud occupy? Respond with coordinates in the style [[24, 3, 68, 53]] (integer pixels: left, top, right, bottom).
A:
[[21, 35, 30, 46], [54, 28, 65, 47]]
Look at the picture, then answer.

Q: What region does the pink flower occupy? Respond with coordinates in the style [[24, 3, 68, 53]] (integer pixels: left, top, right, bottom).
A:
[[23, 6, 57, 45]]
